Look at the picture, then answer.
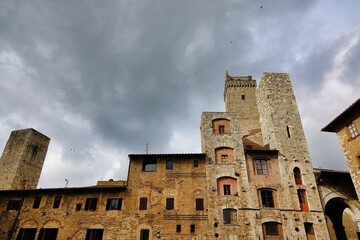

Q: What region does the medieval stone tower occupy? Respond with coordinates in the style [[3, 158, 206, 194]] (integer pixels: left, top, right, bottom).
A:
[[0, 128, 50, 190], [201, 72, 329, 239]]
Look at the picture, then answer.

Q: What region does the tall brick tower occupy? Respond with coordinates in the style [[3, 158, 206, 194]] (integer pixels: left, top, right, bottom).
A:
[[0, 128, 50, 190], [201, 72, 329, 239]]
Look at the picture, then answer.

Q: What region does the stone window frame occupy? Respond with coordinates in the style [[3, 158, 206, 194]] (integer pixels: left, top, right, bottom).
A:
[[263, 222, 281, 236], [259, 188, 276, 208], [85, 229, 104, 240], [165, 197, 174, 210], [195, 198, 204, 210], [217, 177, 238, 196], [223, 208, 237, 224], [140, 229, 150, 240], [139, 197, 148, 210], [215, 147, 235, 165]]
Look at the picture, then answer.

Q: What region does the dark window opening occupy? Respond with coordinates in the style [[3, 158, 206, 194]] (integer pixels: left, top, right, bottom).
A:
[[85, 198, 98, 211], [85, 229, 103, 240], [261, 190, 274, 208], [176, 225, 181, 233], [264, 222, 279, 236], [286, 125, 291, 138], [142, 160, 157, 172], [219, 125, 225, 134], [33, 197, 41, 209], [106, 198, 122, 210], [223, 208, 237, 224], [166, 198, 174, 210], [293, 167, 302, 185], [38, 228, 58, 240], [53, 196, 61, 208], [166, 160, 173, 170], [7, 200, 21, 211], [31, 145, 39, 160], [196, 198, 204, 210], [241, 95, 245, 100], [139, 197, 148, 210], [16, 228, 36, 240], [304, 222, 314, 235], [193, 160, 199, 168], [76, 203, 82, 211], [140, 229, 149, 240], [190, 224, 195, 233], [255, 159, 268, 175], [223, 185, 231, 195]]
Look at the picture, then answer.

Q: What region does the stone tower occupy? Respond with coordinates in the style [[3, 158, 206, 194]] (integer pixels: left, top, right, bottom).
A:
[[201, 72, 329, 239], [0, 128, 50, 190]]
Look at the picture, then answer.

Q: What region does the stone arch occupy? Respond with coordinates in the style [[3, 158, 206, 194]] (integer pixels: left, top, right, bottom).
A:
[[293, 167, 302, 185], [217, 176, 238, 196], [212, 118, 231, 134], [214, 147, 234, 164], [21, 219, 39, 228], [43, 219, 62, 228]]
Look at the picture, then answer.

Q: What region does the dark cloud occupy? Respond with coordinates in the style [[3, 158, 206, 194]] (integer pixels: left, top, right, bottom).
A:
[[0, 0, 359, 187]]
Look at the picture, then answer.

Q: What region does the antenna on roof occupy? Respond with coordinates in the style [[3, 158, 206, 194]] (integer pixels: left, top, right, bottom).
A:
[[65, 179, 69, 188], [146, 142, 149, 154]]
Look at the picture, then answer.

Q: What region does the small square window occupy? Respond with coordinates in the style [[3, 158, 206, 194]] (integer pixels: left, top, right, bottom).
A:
[[221, 155, 228, 164], [16, 228, 36, 240], [176, 224, 181, 233], [255, 159, 268, 175], [223, 185, 231, 195], [53, 196, 61, 209], [139, 197, 148, 210], [241, 95, 245, 100], [33, 197, 41, 209], [166, 198, 174, 210], [193, 160, 199, 168], [38, 228, 58, 240], [261, 190, 274, 208], [76, 203, 82, 211], [348, 123, 359, 138], [264, 222, 279, 236], [85, 198, 98, 211], [85, 229, 103, 240], [140, 229, 149, 240], [166, 160, 173, 170], [195, 198, 204, 210], [142, 160, 157, 172], [219, 125, 225, 134], [190, 224, 195, 233]]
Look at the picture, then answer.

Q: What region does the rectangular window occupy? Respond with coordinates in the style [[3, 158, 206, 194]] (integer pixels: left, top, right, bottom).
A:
[[176, 224, 181, 233], [142, 160, 157, 171], [348, 123, 359, 138], [53, 196, 61, 208], [195, 198, 204, 210], [85, 198, 98, 211], [223, 184, 231, 195], [304, 222, 314, 235], [219, 125, 225, 134], [221, 155, 228, 164], [140, 229, 149, 240], [190, 224, 195, 233], [139, 197, 148, 210], [16, 228, 36, 240], [33, 197, 41, 209], [166, 198, 174, 210], [106, 198, 122, 210], [297, 189, 307, 204], [76, 203, 82, 211], [7, 200, 21, 211], [261, 190, 274, 208], [38, 228, 58, 240], [193, 160, 199, 168], [85, 229, 103, 240], [223, 209, 236, 224], [241, 95, 245, 100], [255, 159, 268, 175], [264, 222, 279, 236]]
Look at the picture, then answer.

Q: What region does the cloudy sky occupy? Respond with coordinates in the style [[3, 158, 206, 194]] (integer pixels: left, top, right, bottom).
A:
[[0, 0, 359, 188]]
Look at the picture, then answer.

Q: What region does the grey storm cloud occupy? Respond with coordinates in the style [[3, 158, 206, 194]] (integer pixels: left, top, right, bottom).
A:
[[0, 0, 359, 187]]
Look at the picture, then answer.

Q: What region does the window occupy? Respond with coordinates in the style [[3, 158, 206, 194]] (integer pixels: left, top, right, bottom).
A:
[[190, 224, 195, 233], [286, 125, 291, 138], [76, 203, 82, 211], [33, 197, 41, 209], [166, 160, 173, 170], [142, 160, 157, 171], [106, 198, 122, 210], [7, 200, 21, 210], [16, 228, 36, 240], [139, 197, 148, 210], [241, 95, 245, 100], [193, 160, 199, 168], [176, 225, 181, 233], [38, 228, 58, 240], [85, 198, 98, 211], [223, 208, 237, 224], [221, 155, 228, 164], [260, 190, 274, 208], [53, 196, 61, 208], [348, 122, 359, 138], [219, 125, 225, 134], [304, 222, 314, 235], [85, 229, 103, 240], [195, 198, 204, 210], [140, 229, 149, 240], [297, 189, 309, 211], [255, 159, 268, 175], [166, 198, 174, 210], [223, 185, 231, 195], [293, 167, 302, 185], [263, 222, 279, 236]]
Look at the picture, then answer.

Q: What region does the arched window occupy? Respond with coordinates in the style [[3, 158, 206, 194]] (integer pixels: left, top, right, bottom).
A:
[[223, 208, 237, 224], [212, 119, 231, 134], [166, 160, 173, 170], [217, 177, 238, 196], [215, 147, 234, 164], [293, 167, 302, 185], [258, 188, 276, 208], [262, 222, 282, 238]]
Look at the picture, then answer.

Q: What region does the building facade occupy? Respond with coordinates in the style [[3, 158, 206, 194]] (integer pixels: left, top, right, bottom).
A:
[[0, 72, 337, 239]]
